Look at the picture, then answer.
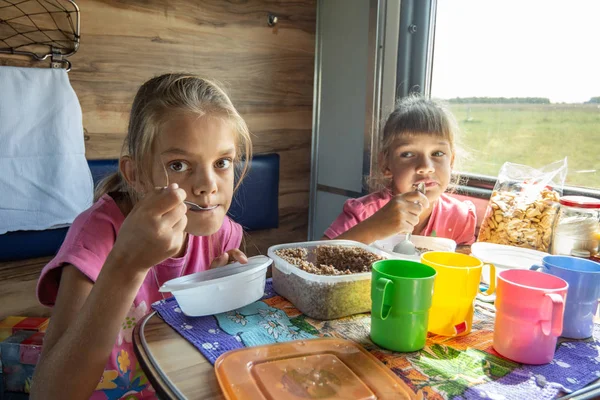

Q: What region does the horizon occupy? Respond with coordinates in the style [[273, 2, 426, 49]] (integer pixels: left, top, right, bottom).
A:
[[439, 96, 599, 105]]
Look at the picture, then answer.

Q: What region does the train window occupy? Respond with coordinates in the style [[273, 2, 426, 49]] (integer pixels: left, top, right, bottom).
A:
[[430, 0, 600, 191]]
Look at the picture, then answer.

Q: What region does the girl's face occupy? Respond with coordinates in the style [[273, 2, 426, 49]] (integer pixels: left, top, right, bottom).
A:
[[151, 113, 237, 236], [384, 133, 454, 202]]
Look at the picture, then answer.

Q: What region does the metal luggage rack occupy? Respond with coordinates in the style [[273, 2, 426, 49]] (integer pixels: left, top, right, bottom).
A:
[[0, 0, 80, 70]]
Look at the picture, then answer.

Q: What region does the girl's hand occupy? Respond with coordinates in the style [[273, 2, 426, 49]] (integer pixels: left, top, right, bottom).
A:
[[110, 183, 188, 272], [210, 249, 249, 268], [369, 191, 429, 237]]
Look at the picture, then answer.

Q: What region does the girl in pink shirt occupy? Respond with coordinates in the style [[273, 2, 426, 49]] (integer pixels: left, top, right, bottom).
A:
[[324, 95, 476, 245], [32, 74, 252, 399]]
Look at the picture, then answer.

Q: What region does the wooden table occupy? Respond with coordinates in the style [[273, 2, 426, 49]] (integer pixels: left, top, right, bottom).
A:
[[133, 312, 224, 400]]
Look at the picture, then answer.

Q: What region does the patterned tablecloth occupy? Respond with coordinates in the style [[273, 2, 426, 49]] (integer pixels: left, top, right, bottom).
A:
[[153, 279, 600, 400]]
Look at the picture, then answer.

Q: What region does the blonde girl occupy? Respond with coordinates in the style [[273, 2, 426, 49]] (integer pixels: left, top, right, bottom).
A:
[[324, 95, 476, 245], [31, 74, 252, 399]]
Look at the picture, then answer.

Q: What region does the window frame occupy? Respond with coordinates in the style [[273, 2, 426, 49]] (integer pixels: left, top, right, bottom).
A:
[[455, 173, 600, 200]]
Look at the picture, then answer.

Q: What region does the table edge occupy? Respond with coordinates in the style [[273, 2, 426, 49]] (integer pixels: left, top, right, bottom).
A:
[[133, 311, 187, 400]]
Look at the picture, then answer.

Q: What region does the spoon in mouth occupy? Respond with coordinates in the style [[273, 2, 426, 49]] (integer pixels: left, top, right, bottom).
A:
[[158, 186, 216, 211], [183, 201, 217, 211]]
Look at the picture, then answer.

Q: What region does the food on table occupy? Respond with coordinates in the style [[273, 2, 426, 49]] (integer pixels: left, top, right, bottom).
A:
[[269, 242, 386, 320], [414, 246, 434, 256], [477, 188, 559, 252], [274, 245, 382, 276]]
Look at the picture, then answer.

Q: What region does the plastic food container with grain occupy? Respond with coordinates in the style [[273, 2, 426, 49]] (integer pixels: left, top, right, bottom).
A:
[[267, 240, 388, 320]]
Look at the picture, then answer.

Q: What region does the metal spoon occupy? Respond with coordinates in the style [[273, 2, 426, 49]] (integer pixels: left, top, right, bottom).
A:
[[159, 186, 216, 211], [392, 182, 426, 255], [183, 201, 217, 211], [183, 200, 198, 209]]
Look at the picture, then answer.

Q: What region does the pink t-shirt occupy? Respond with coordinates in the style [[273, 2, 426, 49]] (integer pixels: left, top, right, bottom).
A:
[[324, 191, 477, 245], [37, 194, 242, 399]]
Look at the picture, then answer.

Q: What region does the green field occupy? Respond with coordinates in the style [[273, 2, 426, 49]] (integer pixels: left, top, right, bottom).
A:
[[448, 103, 600, 189]]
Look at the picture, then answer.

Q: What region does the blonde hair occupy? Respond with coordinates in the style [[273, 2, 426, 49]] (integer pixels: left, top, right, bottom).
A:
[[95, 73, 252, 204], [371, 94, 463, 192]]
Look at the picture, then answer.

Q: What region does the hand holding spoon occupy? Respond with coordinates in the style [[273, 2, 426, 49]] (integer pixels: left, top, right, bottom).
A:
[[392, 182, 426, 255]]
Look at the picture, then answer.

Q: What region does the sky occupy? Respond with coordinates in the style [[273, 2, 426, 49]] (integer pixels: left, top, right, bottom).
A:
[[430, 0, 600, 104]]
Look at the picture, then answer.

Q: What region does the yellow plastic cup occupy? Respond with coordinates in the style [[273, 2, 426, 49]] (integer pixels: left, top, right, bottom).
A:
[[421, 251, 495, 336]]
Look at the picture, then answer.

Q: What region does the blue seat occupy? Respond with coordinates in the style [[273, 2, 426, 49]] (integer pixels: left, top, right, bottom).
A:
[[228, 153, 280, 232], [88, 159, 120, 186], [0, 154, 279, 261]]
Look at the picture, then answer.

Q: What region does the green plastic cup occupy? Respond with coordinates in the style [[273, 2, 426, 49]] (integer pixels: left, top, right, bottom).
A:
[[370, 259, 437, 352]]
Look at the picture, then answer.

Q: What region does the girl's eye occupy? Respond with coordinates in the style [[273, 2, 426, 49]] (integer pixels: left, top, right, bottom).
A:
[[432, 151, 446, 157], [168, 161, 189, 172], [215, 158, 232, 169], [400, 152, 414, 158]]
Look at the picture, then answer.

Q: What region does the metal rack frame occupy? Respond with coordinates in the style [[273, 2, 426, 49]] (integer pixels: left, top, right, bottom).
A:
[[0, 0, 80, 70]]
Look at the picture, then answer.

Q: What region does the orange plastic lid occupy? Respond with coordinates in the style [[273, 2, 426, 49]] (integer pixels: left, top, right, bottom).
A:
[[214, 338, 420, 400]]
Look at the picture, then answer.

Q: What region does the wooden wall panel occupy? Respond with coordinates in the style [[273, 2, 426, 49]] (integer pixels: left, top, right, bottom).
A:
[[0, 0, 315, 318]]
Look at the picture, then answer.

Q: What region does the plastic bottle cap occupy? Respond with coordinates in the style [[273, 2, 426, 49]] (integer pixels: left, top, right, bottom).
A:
[[571, 249, 591, 258], [560, 196, 600, 209]]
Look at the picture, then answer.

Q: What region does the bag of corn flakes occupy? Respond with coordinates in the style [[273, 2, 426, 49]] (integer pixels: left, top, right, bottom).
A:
[[477, 158, 567, 252]]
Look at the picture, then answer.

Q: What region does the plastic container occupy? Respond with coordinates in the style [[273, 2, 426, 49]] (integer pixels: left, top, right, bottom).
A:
[[372, 235, 457, 261], [159, 255, 272, 317], [470, 242, 549, 286], [552, 196, 600, 256], [267, 240, 387, 320], [214, 338, 419, 400], [571, 249, 591, 258]]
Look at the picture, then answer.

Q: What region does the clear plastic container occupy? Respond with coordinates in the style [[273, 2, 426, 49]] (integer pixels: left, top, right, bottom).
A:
[[552, 196, 600, 256], [159, 255, 272, 316], [267, 240, 387, 320], [214, 338, 419, 400]]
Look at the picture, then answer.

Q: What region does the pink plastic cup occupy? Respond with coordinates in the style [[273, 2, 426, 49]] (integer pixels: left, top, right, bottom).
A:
[[493, 269, 568, 365]]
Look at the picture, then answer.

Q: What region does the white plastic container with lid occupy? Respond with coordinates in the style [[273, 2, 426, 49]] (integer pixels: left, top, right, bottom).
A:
[[552, 196, 600, 256], [571, 249, 591, 258], [471, 242, 549, 287], [267, 240, 388, 320], [371, 234, 456, 260], [159, 255, 272, 317]]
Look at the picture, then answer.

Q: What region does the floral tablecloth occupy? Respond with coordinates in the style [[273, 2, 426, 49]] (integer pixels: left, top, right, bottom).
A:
[[153, 279, 600, 399]]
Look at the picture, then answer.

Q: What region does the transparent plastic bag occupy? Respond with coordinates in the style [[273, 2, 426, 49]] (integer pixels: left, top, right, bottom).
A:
[[477, 158, 567, 252]]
